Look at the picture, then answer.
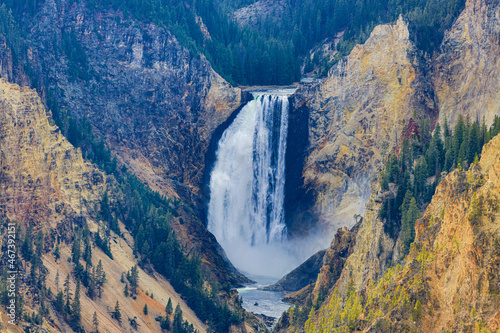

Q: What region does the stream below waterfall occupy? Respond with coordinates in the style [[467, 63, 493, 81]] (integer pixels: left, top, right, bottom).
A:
[[237, 275, 291, 325]]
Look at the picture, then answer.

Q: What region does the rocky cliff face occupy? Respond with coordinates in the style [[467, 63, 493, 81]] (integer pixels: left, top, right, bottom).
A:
[[281, 0, 500, 330], [405, 135, 500, 332], [434, 0, 500, 127], [0, 79, 208, 333], [332, 175, 398, 294], [26, 0, 244, 196], [277, 222, 360, 304], [292, 0, 500, 296], [233, 0, 287, 28], [0, 78, 106, 234], [265, 250, 326, 293], [289, 16, 435, 240]]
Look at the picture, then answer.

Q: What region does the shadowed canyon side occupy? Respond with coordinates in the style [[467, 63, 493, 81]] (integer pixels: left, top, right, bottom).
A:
[[0, 79, 208, 333], [289, 16, 435, 243], [23, 0, 245, 196]]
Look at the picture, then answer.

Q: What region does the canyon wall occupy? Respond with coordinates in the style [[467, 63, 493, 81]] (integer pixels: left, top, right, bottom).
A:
[[0, 0, 250, 284]]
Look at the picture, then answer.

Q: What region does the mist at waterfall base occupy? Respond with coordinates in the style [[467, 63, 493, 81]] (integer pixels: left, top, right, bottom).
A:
[[207, 93, 323, 280]]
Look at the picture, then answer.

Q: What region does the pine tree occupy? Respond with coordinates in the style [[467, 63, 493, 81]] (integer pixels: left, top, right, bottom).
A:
[[113, 301, 121, 323], [72, 234, 81, 263], [93, 311, 99, 333], [412, 299, 423, 321], [468, 120, 480, 164], [490, 115, 500, 139], [166, 298, 173, 315], [458, 140, 467, 166], [444, 146, 454, 171], [419, 117, 432, 151], [35, 231, 44, 258], [100, 191, 114, 228], [414, 157, 428, 200], [95, 260, 106, 298], [71, 280, 81, 327], [55, 291, 64, 313], [453, 115, 465, 162], [480, 116, 488, 148], [29, 255, 38, 287], [64, 274, 72, 314], [54, 244, 60, 262], [400, 137, 411, 173], [173, 304, 183, 333], [22, 225, 34, 261], [400, 195, 419, 255], [124, 283, 129, 297], [84, 240, 92, 267], [129, 265, 139, 295], [143, 303, 148, 315], [161, 315, 171, 330], [443, 117, 451, 148]]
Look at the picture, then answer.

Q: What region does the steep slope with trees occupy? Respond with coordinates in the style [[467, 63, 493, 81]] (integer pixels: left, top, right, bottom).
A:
[[233, 0, 466, 79], [2, 0, 468, 86], [293, 127, 500, 333], [0, 79, 210, 332], [276, 0, 500, 330]]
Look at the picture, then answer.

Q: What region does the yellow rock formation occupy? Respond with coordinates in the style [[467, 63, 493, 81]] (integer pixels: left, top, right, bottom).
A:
[[300, 16, 432, 241]]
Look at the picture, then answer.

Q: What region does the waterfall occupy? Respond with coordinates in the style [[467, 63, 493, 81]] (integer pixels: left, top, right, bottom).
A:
[[207, 94, 293, 277]]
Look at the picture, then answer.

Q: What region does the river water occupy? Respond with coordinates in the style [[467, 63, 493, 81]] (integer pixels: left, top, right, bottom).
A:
[[237, 275, 291, 324]]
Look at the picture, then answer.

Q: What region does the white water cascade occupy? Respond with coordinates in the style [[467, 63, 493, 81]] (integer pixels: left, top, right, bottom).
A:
[[207, 93, 299, 278]]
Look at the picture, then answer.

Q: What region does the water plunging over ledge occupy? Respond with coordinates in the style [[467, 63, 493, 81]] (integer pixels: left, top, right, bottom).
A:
[[207, 88, 300, 278]]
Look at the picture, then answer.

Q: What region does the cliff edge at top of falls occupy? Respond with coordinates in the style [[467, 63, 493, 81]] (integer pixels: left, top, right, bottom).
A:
[[289, 15, 435, 239]]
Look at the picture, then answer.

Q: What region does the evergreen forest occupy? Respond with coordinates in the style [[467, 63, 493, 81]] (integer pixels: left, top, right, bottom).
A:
[[380, 115, 500, 255], [2, 0, 466, 85]]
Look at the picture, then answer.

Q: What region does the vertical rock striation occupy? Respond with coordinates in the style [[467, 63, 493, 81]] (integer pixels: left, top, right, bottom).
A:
[[434, 0, 500, 127]]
